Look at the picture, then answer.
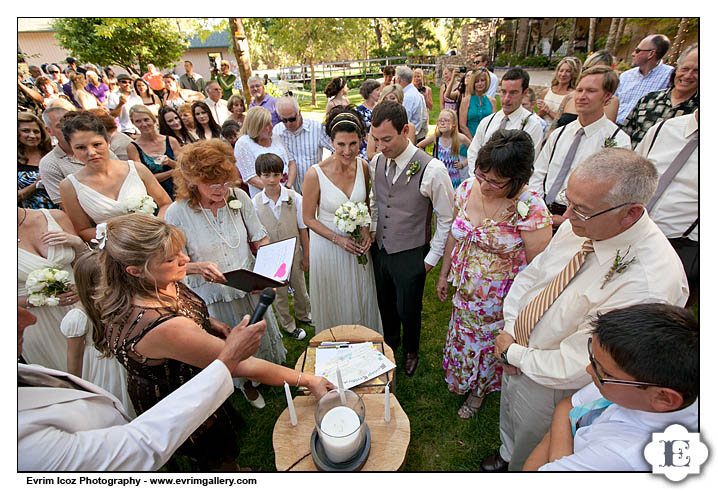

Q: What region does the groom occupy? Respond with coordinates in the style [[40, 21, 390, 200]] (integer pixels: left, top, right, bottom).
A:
[[369, 101, 454, 376]]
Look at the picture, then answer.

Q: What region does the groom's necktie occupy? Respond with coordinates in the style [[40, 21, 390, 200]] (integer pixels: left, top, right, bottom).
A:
[[387, 159, 397, 185]]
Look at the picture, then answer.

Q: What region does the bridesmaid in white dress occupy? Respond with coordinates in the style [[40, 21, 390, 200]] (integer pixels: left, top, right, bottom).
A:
[[302, 107, 383, 334], [60, 250, 136, 417], [57, 112, 171, 242], [17, 207, 86, 371]]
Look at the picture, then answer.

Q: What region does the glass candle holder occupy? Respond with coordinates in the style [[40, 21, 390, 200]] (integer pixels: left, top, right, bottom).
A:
[[314, 389, 366, 463]]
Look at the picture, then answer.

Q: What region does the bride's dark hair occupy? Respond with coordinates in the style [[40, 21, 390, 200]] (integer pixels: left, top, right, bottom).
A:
[[324, 105, 365, 140]]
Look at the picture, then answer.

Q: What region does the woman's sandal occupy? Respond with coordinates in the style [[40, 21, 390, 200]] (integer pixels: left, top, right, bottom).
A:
[[240, 381, 265, 409], [458, 391, 484, 419]]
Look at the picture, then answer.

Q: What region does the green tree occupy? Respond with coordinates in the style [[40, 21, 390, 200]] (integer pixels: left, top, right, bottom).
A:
[[371, 18, 442, 57], [52, 18, 188, 74], [267, 18, 364, 106]]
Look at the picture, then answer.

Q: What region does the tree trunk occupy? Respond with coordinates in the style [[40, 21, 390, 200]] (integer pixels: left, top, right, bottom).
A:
[[587, 18, 597, 53], [516, 18, 530, 59], [511, 19, 519, 53], [309, 56, 317, 107], [374, 18, 383, 50], [229, 18, 253, 107], [665, 18, 689, 64], [605, 17, 620, 55], [617, 18, 627, 46], [566, 18, 577, 55], [535, 18, 543, 55], [549, 18, 558, 61]]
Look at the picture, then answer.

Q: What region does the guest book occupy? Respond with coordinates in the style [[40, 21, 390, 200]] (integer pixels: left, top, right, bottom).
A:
[[223, 237, 296, 292]]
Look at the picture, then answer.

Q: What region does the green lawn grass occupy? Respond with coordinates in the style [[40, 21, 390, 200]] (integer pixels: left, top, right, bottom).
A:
[[224, 85, 501, 471]]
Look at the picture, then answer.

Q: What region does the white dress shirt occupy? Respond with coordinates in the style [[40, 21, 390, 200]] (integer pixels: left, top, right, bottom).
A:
[[635, 112, 698, 241], [254, 186, 307, 227], [107, 92, 143, 133], [502, 214, 688, 390], [486, 71, 498, 98], [204, 97, 229, 125], [466, 106, 545, 174], [18, 360, 234, 471], [539, 383, 698, 471], [402, 83, 427, 138], [529, 115, 631, 202], [369, 141, 454, 266], [273, 118, 333, 194]]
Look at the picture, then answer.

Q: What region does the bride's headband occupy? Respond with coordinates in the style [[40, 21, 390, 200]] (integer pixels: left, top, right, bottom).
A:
[[329, 113, 362, 134]]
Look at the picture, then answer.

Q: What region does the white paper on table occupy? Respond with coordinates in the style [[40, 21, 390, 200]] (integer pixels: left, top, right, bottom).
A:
[[315, 342, 396, 389], [252, 237, 296, 283]]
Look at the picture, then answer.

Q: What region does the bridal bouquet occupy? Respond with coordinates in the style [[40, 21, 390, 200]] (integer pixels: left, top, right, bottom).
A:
[[334, 201, 371, 266], [123, 194, 157, 215], [25, 266, 72, 307]]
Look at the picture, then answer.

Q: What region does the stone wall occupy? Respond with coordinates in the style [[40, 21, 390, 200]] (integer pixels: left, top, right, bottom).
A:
[[461, 22, 491, 60]]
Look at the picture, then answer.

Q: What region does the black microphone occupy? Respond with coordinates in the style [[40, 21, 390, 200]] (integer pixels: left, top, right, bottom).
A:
[[248, 287, 276, 325]]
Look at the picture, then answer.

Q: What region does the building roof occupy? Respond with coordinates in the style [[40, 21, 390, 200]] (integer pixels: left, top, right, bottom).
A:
[[187, 30, 231, 49], [18, 18, 55, 32]]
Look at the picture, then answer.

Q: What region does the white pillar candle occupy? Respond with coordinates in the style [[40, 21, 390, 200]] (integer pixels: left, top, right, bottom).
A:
[[283, 381, 297, 426], [336, 367, 347, 405], [319, 406, 362, 463], [384, 383, 391, 422]]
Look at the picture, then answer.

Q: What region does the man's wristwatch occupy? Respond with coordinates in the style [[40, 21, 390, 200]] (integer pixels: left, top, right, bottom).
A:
[[500, 344, 511, 365]]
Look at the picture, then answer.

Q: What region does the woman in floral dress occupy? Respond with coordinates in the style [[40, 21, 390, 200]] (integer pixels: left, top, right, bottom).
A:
[[436, 130, 552, 419]]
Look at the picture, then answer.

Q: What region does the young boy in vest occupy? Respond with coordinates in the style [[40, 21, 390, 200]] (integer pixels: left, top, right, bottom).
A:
[[522, 88, 548, 138], [252, 153, 311, 340]]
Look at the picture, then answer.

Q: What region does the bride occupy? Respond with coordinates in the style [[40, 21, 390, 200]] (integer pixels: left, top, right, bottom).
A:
[[302, 107, 383, 334]]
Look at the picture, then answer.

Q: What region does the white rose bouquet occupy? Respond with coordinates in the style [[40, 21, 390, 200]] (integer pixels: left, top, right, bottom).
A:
[[25, 266, 72, 307], [334, 201, 371, 266], [123, 194, 157, 215]]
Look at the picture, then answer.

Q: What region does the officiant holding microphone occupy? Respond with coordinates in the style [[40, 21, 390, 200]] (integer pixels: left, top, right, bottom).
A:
[[164, 139, 287, 408], [369, 101, 454, 376]]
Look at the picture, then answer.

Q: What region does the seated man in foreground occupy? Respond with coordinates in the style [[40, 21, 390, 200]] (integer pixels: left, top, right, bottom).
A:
[[523, 303, 698, 471]]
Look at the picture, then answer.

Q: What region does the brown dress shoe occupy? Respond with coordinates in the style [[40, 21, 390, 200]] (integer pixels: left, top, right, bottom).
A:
[[404, 352, 419, 376], [480, 452, 509, 472]]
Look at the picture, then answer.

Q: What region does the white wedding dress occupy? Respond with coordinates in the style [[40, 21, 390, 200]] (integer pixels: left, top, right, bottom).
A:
[[66, 160, 148, 223], [309, 159, 383, 334], [18, 209, 75, 371]]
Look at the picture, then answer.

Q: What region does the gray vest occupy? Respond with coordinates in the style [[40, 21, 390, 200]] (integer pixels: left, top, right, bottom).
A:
[[374, 148, 433, 254]]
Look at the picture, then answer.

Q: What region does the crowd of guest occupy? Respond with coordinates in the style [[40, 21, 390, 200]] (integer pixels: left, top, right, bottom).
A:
[[17, 36, 698, 473]]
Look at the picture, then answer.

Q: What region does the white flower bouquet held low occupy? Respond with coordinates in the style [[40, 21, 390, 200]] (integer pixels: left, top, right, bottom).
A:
[[123, 194, 157, 215], [334, 201, 371, 266], [25, 266, 72, 307]]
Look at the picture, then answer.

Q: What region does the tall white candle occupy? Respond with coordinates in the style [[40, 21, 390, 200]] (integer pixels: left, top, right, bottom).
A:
[[320, 406, 362, 463], [283, 381, 297, 426], [384, 383, 391, 422], [336, 367, 347, 405]]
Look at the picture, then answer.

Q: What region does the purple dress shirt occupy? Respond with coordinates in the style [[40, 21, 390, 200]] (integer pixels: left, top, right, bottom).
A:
[[85, 83, 110, 104], [249, 94, 280, 127]]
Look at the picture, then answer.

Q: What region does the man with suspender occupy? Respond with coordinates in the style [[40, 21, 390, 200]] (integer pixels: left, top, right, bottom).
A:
[[530, 66, 631, 231], [466, 68, 544, 174], [636, 110, 698, 305], [368, 101, 454, 377], [481, 149, 688, 471]]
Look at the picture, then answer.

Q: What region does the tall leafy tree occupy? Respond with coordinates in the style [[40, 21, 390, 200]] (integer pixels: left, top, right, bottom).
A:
[[52, 18, 188, 74], [267, 18, 362, 106]]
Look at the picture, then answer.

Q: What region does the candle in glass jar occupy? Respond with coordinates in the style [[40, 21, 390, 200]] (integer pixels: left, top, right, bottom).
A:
[[319, 406, 362, 463]]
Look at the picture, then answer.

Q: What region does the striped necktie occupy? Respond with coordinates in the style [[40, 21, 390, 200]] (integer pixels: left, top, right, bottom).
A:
[[513, 240, 594, 347], [387, 159, 397, 185]]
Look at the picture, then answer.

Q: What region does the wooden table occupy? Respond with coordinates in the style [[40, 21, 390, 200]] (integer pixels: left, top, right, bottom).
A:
[[295, 325, 396, 394], [273, 393, 410, 471]]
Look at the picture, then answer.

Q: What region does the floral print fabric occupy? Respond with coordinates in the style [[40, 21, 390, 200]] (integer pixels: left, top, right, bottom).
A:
[[443, 179, 551, 394]]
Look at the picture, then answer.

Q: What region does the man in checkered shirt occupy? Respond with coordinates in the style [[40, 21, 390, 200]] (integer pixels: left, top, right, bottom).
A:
[[614, 34, 673, 124]]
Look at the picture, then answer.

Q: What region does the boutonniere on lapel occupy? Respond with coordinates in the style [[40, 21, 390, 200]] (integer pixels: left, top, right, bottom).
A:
[[405, 160, 421, 184], [286, 195, 294, 207], [601, 247, 637, 289], [520, 115, 531, 130], [226, 193, 242, 212], [603, 136, 617, 148]]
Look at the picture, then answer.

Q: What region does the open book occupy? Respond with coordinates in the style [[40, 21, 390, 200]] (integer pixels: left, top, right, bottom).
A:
[[223, 237, 296, 292]]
